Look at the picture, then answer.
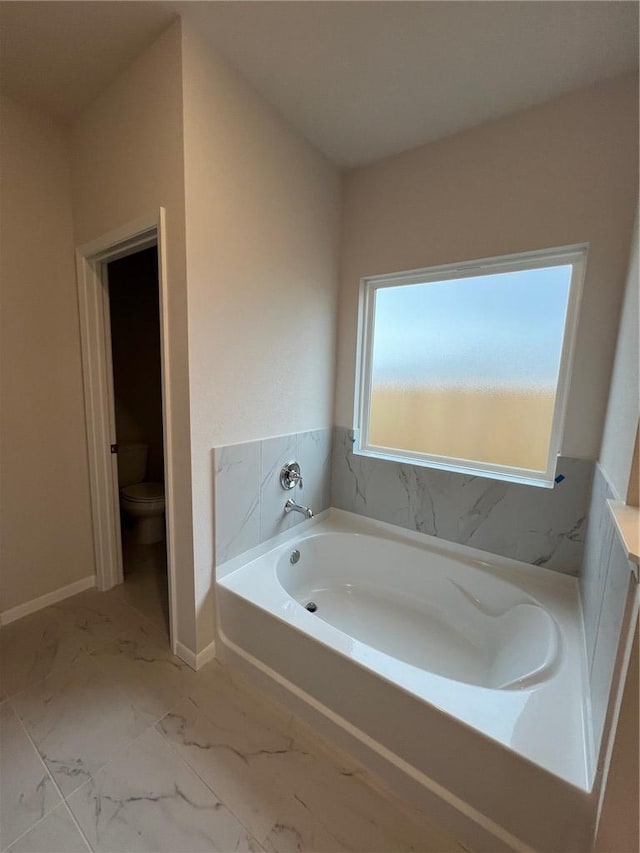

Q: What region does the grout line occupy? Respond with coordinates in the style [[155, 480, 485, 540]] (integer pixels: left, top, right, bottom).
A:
[[152, 712, 271, 848], [0, 709, 60, 852], [58, 801, 93, 853], [3, 579, 448, 851], [11, 695, 189, 851], [7, 706, 95, 853], [1, 804, 60, 853], [4, 618, 174, 848]]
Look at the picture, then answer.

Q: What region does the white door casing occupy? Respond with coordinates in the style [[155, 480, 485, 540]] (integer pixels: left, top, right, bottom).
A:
[[75, 209, 177, 651]]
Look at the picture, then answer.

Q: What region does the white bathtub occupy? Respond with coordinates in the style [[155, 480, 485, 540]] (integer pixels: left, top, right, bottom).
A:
[[276, 531, 561, 691], [217, 510, 596, 852]]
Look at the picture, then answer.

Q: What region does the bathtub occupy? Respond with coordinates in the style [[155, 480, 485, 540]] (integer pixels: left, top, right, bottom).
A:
[[217, 509, 596, 852]]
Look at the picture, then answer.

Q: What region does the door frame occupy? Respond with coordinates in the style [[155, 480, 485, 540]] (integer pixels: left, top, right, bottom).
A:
[[75, 209, 177, 650]]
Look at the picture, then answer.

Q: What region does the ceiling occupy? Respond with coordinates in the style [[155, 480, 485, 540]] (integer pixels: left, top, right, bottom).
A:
[[1, 1, 638, 167]]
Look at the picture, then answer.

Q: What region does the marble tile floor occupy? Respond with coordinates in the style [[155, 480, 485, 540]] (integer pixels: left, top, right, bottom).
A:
[[0, 587, 468, 853], [119, 533, 170, 637]]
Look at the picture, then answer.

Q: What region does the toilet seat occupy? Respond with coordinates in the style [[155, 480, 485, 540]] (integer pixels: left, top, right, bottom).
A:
[[121, 482, 164, 503]]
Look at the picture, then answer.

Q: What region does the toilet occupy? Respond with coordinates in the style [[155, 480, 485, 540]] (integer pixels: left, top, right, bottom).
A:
[[117, 443, 165, 545]]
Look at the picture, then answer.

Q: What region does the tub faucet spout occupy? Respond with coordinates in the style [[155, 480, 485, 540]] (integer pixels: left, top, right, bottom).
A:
[[284, 498, 313, 519]]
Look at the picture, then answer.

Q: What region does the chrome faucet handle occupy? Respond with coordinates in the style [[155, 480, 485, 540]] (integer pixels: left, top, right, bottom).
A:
[[280, 461, 303, 490]]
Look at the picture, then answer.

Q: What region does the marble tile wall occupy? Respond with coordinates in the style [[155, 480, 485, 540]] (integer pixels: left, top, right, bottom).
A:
[[579, 464, 637, 757], [213, 428, 332, 565], [332, 426, 594, 575], [580, 466, 617, 668]]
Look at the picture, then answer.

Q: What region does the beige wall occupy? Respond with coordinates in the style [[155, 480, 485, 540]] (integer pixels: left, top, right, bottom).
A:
[[181, 25, 341, 649], [71, 20, 197, 651], [2, 19, 341, 652], [335, 74, 639, 464], [599, 206, 639, 499], [0, 95, 94, 612], [595, 612, 639, 853]]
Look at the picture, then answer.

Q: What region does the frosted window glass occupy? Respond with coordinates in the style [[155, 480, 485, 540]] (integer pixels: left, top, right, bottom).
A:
[[368, 266, 573, 471]]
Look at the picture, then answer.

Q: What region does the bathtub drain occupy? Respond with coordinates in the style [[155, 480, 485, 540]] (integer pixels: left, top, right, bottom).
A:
[[305, 601, 318, 613]]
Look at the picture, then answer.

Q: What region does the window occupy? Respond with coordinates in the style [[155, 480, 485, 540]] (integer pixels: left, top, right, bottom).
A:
[[354, 245, 586, 487]]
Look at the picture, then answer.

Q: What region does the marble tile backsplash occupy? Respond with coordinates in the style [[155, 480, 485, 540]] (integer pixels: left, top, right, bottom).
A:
[[579, 464, 636, 756], [331, 426, 594, 575], [214, 428, 332, 565], [214, 425, 594, 575], [580, 465, 617, 668]]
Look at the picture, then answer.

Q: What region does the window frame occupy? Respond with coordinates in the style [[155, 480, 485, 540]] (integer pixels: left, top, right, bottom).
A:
[[353, 244, 588, 488]]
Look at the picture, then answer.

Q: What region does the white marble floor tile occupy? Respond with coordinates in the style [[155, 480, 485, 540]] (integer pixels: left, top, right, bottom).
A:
[[0, 704, 61, 850], [50, 587, 156, 653], [247, 749, 381, 852], [88, 622, 197, 722], [66, 727, 261, 852], [249, 729, 462, 853], [185, 661, 293, 739], [5, 804, 90, 853], [181, 666, 463, 851], [0, 608, 84, 702], [261, 792, 348, 853], [11, 651, 154, 798], [157, 695, 301, 844], [1, 587, 465, 853]]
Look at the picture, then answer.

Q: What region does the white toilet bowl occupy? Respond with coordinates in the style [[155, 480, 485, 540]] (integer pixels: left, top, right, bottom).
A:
[[120, 481, 165, 545]]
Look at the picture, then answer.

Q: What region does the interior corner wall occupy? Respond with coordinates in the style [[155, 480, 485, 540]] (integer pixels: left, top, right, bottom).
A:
[[0, 95, 94, 613], [335, 73, 639, 461], [70, 20, 197, 652], [599, 205, 639, 499], [180, 25, 342, 651]]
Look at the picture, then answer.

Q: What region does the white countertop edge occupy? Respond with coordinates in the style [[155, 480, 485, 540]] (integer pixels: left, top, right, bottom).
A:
[[607, 500, 640, 574]]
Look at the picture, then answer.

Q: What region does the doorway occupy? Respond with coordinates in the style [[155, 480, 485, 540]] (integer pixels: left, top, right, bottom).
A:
[[75, 211, 177, 652], [107, 247, 169, 636]]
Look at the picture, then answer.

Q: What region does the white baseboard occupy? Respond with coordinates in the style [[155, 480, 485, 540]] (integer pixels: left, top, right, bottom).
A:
[[1, 575, 96, 626], [175, 639, 216, 671]]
